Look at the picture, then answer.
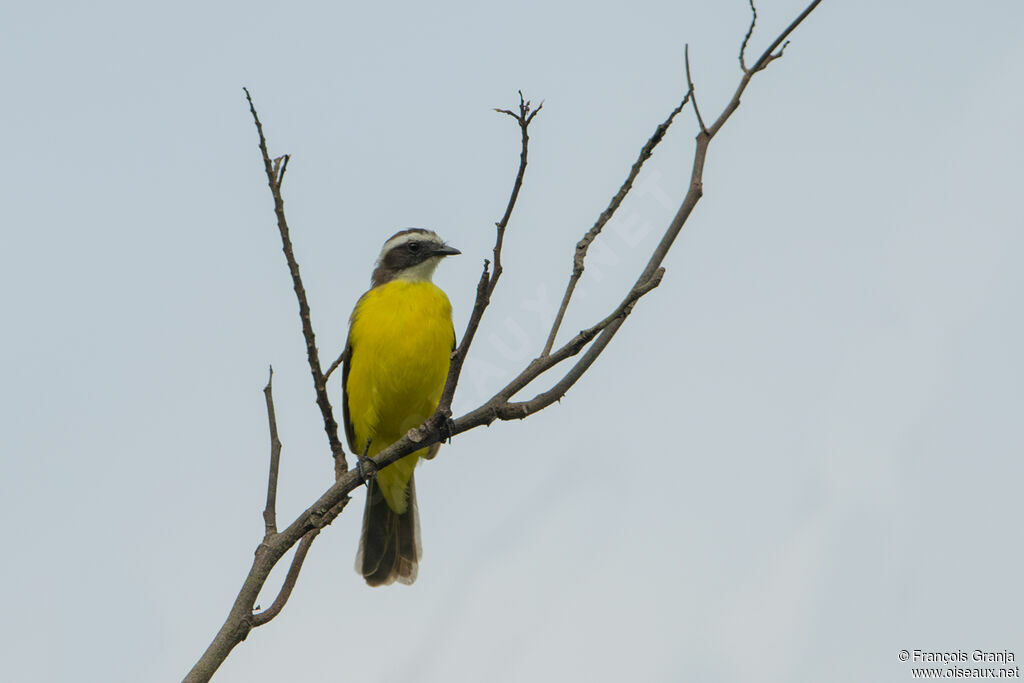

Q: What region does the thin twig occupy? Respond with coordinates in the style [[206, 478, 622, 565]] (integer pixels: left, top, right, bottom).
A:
[[251, 529, 319, 627], [754, 40, 790, 73], [746, 0, 820, 74], [708, 0, 821, 137], [324, 349, 346, 382], [262, 367, 282, 536], [275, 154, 290, 186], [684, 44, 707, 134], [739, 0, 758, 72], [184, 493, 349, 682], [243, 87, 347, 473], [505, 268, 665, 400], [491, 91, 542, 285], [459, 0, 824, 424], [507, 1, 825, 413], [433, 92, 541, 420], [542, 93, 689, 357]]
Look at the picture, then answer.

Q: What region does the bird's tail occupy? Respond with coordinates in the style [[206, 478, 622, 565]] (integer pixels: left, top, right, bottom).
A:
[[356, 473, 421, 586]]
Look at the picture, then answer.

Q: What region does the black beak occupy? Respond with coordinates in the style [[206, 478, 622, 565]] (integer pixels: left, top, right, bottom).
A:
[[432, 244, 461, 257]]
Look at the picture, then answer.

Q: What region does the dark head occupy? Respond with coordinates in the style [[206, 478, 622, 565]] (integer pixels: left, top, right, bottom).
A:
[[371, 228, 460, 287]]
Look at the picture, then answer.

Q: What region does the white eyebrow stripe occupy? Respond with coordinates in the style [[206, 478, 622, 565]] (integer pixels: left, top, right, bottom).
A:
[[376, 230, 441, 262]]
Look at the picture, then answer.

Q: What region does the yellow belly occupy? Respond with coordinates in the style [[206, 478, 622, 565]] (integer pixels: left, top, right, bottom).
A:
[[345, 280, 453, 512]]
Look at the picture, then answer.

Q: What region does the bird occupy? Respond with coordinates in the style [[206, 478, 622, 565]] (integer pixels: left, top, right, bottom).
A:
[[342, 228, 460, 586]]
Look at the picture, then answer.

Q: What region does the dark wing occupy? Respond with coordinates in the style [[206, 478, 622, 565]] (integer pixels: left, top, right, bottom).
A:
[[424, 320, 456, 461], [341, 339, 357, 454]]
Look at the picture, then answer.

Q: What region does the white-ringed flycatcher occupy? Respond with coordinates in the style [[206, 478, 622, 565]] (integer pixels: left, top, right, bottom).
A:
[[343, 228, 460, 586]]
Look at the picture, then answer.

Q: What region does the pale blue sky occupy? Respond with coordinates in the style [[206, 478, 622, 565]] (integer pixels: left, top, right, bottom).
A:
[[2, 1, 1023, 681]]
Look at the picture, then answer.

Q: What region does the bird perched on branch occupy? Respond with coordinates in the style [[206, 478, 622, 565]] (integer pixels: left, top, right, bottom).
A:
[[342, 229, 460, 586]]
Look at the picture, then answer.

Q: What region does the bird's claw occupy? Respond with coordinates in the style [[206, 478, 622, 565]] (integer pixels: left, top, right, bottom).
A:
[[357, 441, 376, 485], [441, 416, 456, 444]]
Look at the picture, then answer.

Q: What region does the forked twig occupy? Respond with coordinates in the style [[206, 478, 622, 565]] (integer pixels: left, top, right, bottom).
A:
[[542, 92, 690, 357], [251, 529, 319, 627], [684, 44, 707, 134], [375, 0, 824, 466], [739, 0, 758, 72], [432, 91, 542, 421], [243, 87, 347, 474]]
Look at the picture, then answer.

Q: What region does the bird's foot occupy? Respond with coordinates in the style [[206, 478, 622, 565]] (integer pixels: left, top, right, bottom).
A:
[[441, 416, 457, 444], [356, 441, 376, 485]]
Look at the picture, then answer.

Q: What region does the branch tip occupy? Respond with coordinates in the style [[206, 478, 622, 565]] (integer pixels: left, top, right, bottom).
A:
[[739, 0, 758, 72], [262, 367, 282, 536], [244, 88, 347, 473], [748, 0, 821, 75], [273, 154, 291, 187], [432, 91, 536, 421], [542, 93, 686, 357], [684, 44, 708, 134], [325, 349, 346, 382], [495, 91, 543, 126]]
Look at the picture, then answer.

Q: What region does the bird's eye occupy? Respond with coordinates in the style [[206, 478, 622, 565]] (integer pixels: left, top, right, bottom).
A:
[[407, 242, 420, 253]]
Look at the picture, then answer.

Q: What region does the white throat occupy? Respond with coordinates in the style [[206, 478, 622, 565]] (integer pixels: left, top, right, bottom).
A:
[[393, 256, 442, 283]]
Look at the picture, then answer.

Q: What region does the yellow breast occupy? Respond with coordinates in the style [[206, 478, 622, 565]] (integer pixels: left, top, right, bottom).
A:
[[345, 280, 454, 511]]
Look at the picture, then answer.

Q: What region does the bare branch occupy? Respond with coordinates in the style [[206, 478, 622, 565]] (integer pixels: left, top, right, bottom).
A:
[[243, 88, 347, 473], [739, 0, 758, 72], [247, 0, 827, 514], [747, 0, 821, 74], [187, 5, 825, 676], [324, 348, 346, 382], [262, 367, 282, 536], [684, 44, 707, 134], [434, 92, 541, 418], [464, 0, 825, 430], [434, 274, 666, 429], [271, 154, 290, 187], [755, 40, 791, 72], [542, 93, 689, 357], [491, 91, 542, 283], [708, 0, 821, 137], [251, 529, 319, 627], [503, 267, 665, 401], [183, 493, 349, 683]]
